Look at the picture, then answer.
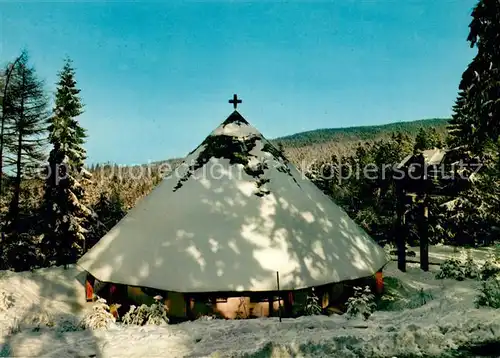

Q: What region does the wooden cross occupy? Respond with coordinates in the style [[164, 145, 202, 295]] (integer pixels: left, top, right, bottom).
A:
[[229, 94, 242, 109]]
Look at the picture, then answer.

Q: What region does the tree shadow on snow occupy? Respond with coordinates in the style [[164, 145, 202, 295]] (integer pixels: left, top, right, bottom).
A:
[[0, 266, 101, 357]]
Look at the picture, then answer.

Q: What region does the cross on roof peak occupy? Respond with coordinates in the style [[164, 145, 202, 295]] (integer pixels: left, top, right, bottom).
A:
[[228, 94, 242, 109]]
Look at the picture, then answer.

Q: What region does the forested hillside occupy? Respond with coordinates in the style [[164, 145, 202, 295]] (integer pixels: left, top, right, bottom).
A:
[[273, 118, 448, 147]]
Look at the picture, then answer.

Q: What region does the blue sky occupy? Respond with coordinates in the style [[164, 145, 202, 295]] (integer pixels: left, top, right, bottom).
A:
[[1, 1, 477, 165]]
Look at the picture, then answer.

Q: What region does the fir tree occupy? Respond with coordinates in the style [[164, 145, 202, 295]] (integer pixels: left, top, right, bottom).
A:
[[414, 127, 443, 153], [42, 58, 93, 266], [447, 90, 474, 150], [94, 189, 126, 230], [3, 51, 49, 232]]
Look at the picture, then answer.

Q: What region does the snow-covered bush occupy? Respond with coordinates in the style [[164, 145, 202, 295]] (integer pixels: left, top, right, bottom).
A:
[[0, 290, 15, 312], [479, 252, 500, 280], [346, 286, 375, 320], [303, 288, 322, 316], [436, 249, 479, 280], [80, 298, 116, 330], [476, 275, 500, 308], [436, 257, 465, 280], [122, 295, 168, 326]]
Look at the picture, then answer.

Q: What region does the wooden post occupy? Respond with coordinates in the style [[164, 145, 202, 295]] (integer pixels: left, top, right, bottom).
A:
[[396, 183, 406, 272], [420, 196, 429, 271], [276, 271, 282, 322]]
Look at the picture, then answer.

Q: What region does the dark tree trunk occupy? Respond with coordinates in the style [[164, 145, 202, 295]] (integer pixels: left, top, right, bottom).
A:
[[419, 197, 429, 271]]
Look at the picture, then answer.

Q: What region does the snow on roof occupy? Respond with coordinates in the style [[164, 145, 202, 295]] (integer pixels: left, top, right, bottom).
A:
[[398, 148, 447, 168], [77, 111, 388, 293], [422, 148, 446, 165], [211, 111, 261, 138]]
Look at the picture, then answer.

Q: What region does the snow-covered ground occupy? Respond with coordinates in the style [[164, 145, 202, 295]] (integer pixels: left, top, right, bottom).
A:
[[1, 246, 500, 357], [390, 244, 499, 265]]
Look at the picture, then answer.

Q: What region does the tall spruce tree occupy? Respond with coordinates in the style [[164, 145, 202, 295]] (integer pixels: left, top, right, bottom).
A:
[[448, 0, 500, 154], [3, 51, 49, 232], [42, 58, 93, 266], [443, 0, 500, 246], [448, 90, 473, 149]]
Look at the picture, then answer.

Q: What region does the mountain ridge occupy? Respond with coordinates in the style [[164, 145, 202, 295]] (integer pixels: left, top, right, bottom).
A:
[[273, 117, 449, 147]]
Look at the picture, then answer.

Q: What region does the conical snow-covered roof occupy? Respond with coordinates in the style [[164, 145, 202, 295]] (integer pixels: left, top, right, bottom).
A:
[[78, 111, 388, 293]]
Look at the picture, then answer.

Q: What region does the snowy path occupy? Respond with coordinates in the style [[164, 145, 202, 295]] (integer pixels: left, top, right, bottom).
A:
[[2, 247, 500, 357]]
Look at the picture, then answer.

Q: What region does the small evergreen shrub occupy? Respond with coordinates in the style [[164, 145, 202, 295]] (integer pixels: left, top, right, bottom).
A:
[[476, 275, 500, 308], [303, 288, 322, 316], [121, 295, 169, 326], [346, 286, 375, 320], [79, 298, 116, 330], [436, 257, 465, 280], [463, 250, 480, 279], [475, 252, 500, 308], [291, 288, 322, 317]]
